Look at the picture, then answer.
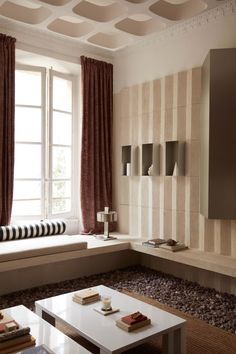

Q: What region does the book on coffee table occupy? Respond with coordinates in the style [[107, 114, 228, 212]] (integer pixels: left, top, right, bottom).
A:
[[0, 334, 32, 351], [72, 288, 100, 305], [0, 327, 30, 342], [0, 336, 36, 354], [121, 312, 147, 325], [0, 312, 20, 334], [116, 311, 151, 332], [116, 318, 151, 332], [0, 311, 35, 353]]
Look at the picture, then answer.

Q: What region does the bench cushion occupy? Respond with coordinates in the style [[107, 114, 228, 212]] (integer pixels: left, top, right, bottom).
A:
[[0, 235, 87, 262]]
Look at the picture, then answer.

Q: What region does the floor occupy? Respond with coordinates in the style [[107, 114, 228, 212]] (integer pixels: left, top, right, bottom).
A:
[[1, 265, 235, 334]]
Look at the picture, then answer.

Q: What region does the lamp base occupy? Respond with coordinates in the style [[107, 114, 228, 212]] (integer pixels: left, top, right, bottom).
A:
[[95, 235, 117, 241]]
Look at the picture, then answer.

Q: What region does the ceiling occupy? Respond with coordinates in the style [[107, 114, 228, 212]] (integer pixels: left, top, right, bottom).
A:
[[0, 0, 228, 53]]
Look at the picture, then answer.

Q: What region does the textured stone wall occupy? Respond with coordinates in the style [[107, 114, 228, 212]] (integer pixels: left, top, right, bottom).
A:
[[113, 67, 236, 258]]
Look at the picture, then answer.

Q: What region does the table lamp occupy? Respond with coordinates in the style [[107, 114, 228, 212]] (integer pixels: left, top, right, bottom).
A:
[[96, 207, 117, 241]]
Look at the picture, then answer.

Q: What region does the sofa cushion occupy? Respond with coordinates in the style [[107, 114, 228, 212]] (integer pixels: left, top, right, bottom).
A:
[[0, 235, 87, 262], [0, 220, 66, 241]]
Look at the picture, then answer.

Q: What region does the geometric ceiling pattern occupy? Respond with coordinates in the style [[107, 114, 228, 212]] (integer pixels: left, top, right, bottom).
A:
[[0, 0, 228, 52]]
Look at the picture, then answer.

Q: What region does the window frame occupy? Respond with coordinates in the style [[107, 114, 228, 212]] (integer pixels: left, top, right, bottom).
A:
[[12, 63, 78, 222]]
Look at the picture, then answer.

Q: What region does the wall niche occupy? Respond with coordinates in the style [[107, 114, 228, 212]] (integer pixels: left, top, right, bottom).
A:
[[141, 143, 159, 176], [165, 141, 185, 176]]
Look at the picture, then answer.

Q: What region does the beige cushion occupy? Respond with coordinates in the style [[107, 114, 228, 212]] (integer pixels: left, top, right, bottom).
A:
[[0, 235, 87, 262]]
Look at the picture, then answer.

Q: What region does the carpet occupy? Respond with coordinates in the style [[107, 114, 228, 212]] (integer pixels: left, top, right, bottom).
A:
[[1, 266, 235, 334], [57, 290, 236, 354]]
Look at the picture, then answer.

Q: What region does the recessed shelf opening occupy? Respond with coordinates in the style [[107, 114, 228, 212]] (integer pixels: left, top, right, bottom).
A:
[[142, 144, 152, 176], [141, 143, 159, 176], [165, 141, 185, 176], [122, 145, 132, 176]]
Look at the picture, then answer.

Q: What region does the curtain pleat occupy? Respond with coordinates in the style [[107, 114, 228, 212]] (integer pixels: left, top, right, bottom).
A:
[[80, 56, 113, 234], [0, 33, 16, 226]]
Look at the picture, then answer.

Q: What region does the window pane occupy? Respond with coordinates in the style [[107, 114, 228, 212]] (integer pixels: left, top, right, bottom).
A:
[[15, 70, 41, 106], [52, 198, 71, 214], [52, 181, 71, 198], [14, 181, 41, 200], [52, 147, 71, 179], [15, 107, 41, 142], [14, 144, 41, 179], [12, 200, 41, 216], [53, 76, 72, 112], [53, 112, 71, 145]]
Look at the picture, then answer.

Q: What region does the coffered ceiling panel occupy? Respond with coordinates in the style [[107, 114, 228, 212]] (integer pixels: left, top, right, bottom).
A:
[[0, 0, 229, 52], [73, 1, 125, 22], [48, 16, 93, 37], [115, 15, 165, 36], [87, 31, 129, 49], [149, 0, 207, 21], [0, 0, 51, 24]]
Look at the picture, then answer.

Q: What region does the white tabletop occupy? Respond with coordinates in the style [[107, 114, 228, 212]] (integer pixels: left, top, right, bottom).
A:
[[3, 305, 91, 354], [35, 285, 186, 353]]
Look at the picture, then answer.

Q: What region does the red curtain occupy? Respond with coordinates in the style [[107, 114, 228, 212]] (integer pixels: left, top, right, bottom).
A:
[[80, 56, 113, 234], [0, 34, 16, 225]]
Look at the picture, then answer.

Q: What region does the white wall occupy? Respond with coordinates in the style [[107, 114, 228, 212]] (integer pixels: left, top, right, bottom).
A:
[[114, 9, 236, 92]]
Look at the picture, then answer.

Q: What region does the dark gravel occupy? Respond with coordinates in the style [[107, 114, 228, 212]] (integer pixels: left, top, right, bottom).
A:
[[1, 265, 235, 334]]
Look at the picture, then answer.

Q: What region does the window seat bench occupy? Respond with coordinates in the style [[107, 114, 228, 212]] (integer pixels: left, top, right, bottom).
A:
[[0, 235, 131, 272], [0, 235, 135, 295], [0, 234, 235, 295], [130, 241, 236, 278], [0, 234, 235, 278]]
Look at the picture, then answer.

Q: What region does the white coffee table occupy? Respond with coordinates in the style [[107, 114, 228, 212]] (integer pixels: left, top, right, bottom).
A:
[[3, 305, 91, 353], [35, 285, 186, 354]]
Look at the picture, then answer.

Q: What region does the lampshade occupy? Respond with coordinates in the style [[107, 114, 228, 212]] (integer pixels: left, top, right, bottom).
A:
[[96, 207, 117, 241], [97, 209, 117, 223]]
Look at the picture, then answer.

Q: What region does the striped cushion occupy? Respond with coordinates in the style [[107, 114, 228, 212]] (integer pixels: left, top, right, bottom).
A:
[[0, 220, 66, 242]]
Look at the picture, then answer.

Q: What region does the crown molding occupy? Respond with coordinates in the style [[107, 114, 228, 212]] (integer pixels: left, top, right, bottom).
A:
[[0, 16, 114, 63], [116, 0, 236, 56]]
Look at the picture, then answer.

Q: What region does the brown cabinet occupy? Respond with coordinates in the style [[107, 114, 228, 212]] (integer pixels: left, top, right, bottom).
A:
[[200, 48, 236, 219]]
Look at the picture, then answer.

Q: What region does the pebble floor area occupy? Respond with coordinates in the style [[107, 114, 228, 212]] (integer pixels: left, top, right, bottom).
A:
[[1, 265, 236, 334]]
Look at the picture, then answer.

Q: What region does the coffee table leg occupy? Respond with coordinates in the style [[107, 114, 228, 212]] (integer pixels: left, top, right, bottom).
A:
[[162, 326, 186, 354], [35, 304, 42, 317], [42, 311, 56, 327], [35, 306, 55, 327]]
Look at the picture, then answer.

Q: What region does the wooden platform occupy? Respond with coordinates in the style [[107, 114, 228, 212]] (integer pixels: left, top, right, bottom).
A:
[[130, 241, 236, 278]]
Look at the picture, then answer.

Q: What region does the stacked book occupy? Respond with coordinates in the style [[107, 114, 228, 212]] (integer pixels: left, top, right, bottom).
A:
[[72, 288, 100, 305], [159, 242, 188, 252], [116, 311, 151, 332], [142, 238, 188, 252], [0, 311, 35, 354], [142, 238, 167, 248]]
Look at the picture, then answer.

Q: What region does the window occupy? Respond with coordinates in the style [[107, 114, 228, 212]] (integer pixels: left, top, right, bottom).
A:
[[13, 64, 77, 220]]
